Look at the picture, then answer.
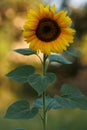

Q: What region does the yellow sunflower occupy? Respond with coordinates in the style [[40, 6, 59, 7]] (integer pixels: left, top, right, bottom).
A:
[[23, 4, 76, 55]]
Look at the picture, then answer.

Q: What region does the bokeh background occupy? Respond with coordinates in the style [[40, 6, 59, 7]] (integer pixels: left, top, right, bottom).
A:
[[0, 0, 87, 130]]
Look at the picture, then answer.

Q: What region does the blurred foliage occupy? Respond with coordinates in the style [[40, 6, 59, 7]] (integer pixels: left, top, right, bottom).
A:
[[0, 0, 87, 130], [1, 109, 87, 130]]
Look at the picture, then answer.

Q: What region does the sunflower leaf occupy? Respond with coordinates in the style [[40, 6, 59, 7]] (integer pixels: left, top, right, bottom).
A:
[[27, 73, 56, 95], [63, 48, 77, 57], [33, 96, 61, 111], [5, 100, 38, 119], [54, 84, 87, 110], [6, 65, 35, 83], [48, 54, 72, 64], [14, 48, 36, 56], [60, 84, 85, 99]]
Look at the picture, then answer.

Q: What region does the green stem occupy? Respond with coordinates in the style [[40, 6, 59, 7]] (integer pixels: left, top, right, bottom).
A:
[[42, 91, 47, 130], [42, 54, 47, 130]]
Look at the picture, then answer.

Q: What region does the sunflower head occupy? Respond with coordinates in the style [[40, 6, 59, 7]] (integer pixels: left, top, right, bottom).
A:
[[23, 4, 76, 55]]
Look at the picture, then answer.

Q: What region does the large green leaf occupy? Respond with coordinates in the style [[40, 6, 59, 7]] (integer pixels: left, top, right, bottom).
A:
[[14, 48, 36, 56], [61, 84, 85, 99], [55, 84, 87, 110], [27, 73, 56, 95], [48, 54, 72, 64], [33, 96, 60, 111], [63, 48, 77, 57], [5, 100, 38, 119], [55, 96, 87, 109], [6, 65, 35, 83]]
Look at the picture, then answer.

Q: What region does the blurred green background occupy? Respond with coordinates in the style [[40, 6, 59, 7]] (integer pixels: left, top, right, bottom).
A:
[[0, 0, 87, 130]]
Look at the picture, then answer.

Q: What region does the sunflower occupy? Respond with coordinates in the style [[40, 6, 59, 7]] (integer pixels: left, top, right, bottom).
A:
[[23, 4, 75, 55]]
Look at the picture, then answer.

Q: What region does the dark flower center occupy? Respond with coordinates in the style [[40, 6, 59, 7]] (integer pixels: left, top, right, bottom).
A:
[[36, 18, 61, 42]]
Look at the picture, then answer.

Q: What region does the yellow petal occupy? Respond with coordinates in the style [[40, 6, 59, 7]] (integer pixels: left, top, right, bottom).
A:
[[28, 9, 39, 19], [23, 31, 35, 37], [55, 11, 68, 19], [45, 4, 50, 12], [39, 4, 45, 14], [57, 17, 72, 27], [62, 28, 76, 34], [51, 5, 56, 13]]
